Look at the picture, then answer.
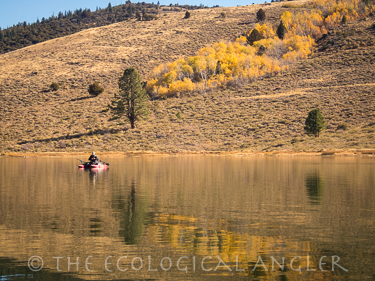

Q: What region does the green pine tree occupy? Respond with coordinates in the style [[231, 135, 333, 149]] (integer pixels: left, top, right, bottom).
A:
[[256, 9, 266, 21], [246, 28, 264, 46], [304, 108, 326, 137], [109, 67, 149, 129], [342, 15, 348, 24], [276, 21, 287, 40], [215, 60, 222, 75]]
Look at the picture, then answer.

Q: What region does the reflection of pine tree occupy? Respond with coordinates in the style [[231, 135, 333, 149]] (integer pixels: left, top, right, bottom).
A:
[[114, 181, 148, 244], [305, 172, 325, 205]]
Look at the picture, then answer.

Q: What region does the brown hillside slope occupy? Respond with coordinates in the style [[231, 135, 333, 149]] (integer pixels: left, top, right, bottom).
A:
[[1, 2, 375, 153]]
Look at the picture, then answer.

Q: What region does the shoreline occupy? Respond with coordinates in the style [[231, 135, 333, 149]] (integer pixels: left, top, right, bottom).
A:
[[1, 149, 375, 157]]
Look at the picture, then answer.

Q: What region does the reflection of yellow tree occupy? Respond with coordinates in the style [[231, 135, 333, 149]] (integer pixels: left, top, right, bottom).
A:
[[146, 213, 335, 278]]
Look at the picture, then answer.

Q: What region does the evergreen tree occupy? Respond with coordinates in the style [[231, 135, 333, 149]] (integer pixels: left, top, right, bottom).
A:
[[246, 28, 264, 45], [256, 9, 266, 21], [109, 67, 149, 129], [342, 15, 348, 24], [304, 108, 326, 137], [276, 21, 287, 39], [215, 61, 222, 75]]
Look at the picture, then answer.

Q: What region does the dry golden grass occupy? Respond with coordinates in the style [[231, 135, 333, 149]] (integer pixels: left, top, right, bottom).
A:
[[1, 1, 375, 154]]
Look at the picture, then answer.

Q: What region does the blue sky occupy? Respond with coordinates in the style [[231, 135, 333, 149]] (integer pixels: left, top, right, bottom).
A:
[[0, 0, 266, 29]]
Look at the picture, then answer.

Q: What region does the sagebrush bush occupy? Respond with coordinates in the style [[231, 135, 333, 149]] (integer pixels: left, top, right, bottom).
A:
[[337, 122, 349, 131], [88, 81, 104, 96], [50, 82, 60, 91]]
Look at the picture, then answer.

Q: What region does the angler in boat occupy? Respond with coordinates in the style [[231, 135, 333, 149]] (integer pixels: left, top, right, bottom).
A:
[[89, 152, 99, 164], [78, 152, 109, 170]]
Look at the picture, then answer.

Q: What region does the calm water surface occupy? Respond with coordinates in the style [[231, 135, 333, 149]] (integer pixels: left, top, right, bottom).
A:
[[0, 156, 374, 280]]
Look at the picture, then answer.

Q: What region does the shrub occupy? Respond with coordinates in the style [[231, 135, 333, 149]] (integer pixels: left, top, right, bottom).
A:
[[176, 111, 182, 119], [21, 143, 33, 151], [57, 140, 66, 148], [184, 11, 191, 18], [88, 81, 104, 96], [337, 122, 349, 131], [142, 14, 158, 21], [50, 82, 59, 91], [277, 21, 287, 39], [257, 45, 267, 56], [256, 9, 266, 21], [246, 28, 264, 45], [304, 108, 326, 137], [220, 12, 226, 18]]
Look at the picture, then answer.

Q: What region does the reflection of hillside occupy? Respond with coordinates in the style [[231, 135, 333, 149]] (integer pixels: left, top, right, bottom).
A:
[[0, 157, 374, 279], [145, 212, 337, 279]]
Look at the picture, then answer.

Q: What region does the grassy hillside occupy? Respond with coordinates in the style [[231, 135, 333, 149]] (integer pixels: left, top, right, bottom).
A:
[[0, 2, 208, 54], [1, 1, 375, 154]]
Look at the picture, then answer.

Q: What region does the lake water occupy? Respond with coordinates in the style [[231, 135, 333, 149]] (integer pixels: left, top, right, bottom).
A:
[[0, 156, 374, 280]]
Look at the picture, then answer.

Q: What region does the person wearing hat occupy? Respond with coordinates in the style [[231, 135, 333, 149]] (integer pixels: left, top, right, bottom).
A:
[[88, 152, 99, 164]]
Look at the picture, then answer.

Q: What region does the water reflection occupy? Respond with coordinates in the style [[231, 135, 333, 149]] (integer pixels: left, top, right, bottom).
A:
[[79, 169, 107, 186], [113, 181, 148, 245], [305, 171, 325, 205], [0, 258, 84, 281], [0, 157, 374, 280]]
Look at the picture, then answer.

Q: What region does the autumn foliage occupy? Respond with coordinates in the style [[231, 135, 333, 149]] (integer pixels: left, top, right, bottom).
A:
[[282, 0, 375, 40], [146, 23, 314, 97], [146, 0, 374, 97]]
